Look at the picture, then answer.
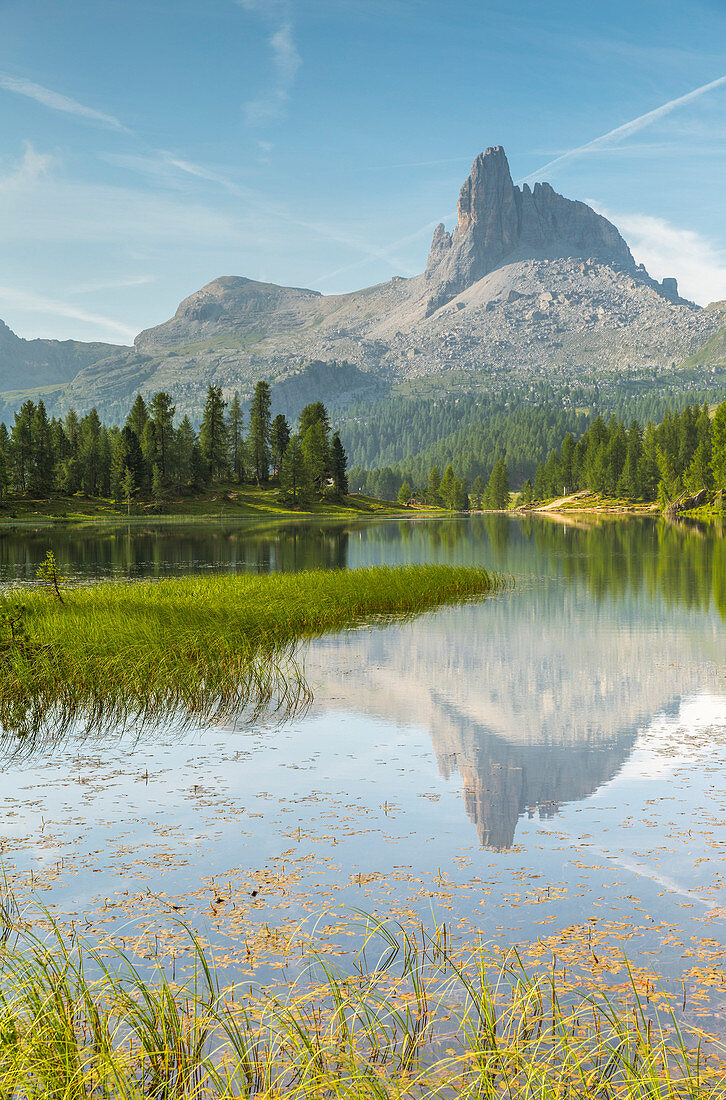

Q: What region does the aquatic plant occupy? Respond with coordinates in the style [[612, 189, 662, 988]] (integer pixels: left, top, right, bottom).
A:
[[0, 912, 721, 1099], [0, 565, 507, 738]]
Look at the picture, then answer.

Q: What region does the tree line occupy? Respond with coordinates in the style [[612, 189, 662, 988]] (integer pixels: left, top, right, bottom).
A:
[[355, 399, 726, 511], [516, 399, 726, 506], [0, 384, 348, 507]]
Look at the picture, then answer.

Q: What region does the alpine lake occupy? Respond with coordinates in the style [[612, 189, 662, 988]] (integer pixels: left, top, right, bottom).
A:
[[1, 513, 726, 1031]]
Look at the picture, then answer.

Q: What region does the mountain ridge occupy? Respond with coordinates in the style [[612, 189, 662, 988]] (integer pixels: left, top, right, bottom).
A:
[[1, 146, 723, 424]]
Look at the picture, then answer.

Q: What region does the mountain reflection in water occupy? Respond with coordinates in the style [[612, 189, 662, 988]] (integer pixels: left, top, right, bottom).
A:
[[0, 514, 724, 853], [303, 516, 726, 848]]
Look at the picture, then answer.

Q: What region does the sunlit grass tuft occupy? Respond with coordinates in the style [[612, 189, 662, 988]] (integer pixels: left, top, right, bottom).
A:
[[0, 911, 722, 1099], [0, 565, 507, 738]]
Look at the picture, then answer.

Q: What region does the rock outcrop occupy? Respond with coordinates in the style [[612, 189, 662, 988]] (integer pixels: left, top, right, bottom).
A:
[[424, 146, 671, 314]]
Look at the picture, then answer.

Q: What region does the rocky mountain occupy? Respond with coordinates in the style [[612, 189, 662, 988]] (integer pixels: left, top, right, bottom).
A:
[[2, 145, 723, 423], [0, 318, 123, 398], [424, 144, 651, 313]]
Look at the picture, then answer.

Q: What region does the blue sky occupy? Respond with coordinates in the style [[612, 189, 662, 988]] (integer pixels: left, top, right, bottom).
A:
[[1, 0, 725, 345]]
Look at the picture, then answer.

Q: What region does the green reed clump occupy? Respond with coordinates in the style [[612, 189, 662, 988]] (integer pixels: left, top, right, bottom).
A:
[[0, 913, 722, 1099], [0, 565, 507, 737]]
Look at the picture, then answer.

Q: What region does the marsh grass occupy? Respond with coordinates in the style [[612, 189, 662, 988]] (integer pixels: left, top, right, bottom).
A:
[[0, 565, 506, 738], [0, 911, 722, 1099]]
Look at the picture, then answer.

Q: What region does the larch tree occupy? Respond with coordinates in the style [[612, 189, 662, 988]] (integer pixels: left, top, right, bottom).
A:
[[329, 431, 348, 495], [270, 414, 291, 477], [228, 393, 245, 482], [200, 384, 228, 481], [247, 381, 271, 483], [150, 391, 176, 482]]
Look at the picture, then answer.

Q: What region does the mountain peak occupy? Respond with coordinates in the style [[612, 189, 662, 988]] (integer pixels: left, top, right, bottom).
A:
[[425, 146, 637, 314]]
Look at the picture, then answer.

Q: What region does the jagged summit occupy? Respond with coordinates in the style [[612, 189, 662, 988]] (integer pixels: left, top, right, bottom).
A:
[[6, 142, 720, 423], [424, 146, 667, 314]]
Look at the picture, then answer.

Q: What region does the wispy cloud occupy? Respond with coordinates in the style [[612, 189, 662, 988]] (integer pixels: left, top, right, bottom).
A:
[[104, 146, 417, 274], [0, 72, 130, 133], [520, 73, 726, 183], [238, 0, 301, 125], [0, 142, 54, 192], [69, 274, 155, 295], [0, 286, 136, 342], [593, 205, 726, 306]]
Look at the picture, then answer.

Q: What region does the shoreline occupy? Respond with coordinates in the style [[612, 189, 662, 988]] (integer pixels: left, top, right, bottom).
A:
[[0, 489, 443, 526]]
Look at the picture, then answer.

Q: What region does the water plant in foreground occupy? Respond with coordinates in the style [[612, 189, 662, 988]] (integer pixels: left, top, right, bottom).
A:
[[0, 912, 722, 1099], [0, 565, 507, 738]]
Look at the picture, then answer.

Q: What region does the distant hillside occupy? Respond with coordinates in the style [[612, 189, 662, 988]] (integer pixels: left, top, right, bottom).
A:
[[682, 301, 726, 369], [0, 318, 123, 400]]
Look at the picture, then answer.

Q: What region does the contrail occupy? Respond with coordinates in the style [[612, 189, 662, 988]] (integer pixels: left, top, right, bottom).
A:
[[322, 75, 726, 288], [0, 72, 130, 133], [519, 73, 726, 184]]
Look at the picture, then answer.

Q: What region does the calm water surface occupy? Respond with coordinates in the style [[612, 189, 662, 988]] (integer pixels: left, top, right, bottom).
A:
[[1, 515, 725, 1021]]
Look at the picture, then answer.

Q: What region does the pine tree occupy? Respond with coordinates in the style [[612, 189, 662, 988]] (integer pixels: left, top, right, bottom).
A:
[[228, 393, 245, 482], [329, 431, 348, 495], [247, 381, 271, 483], [618, 421, 643, 501], [64, 409, 80, 456], [517, 478, 534, 508], [485, 458, 509, 510], [151, 463, 164, 501], [111, 426, 144, 500], [11, 401, 35, 493], [533, 462, 547, 501], [301, 422, 329, 489], [712, 400, 726, 490], [200, 384, 228, 482], [140, 421, 157, 492], [298, 401, 330, 437], [150, 391, 175, 482], [175, 416, 197, 491], [121, 468, 136, 515], [279, 435, 311, 505], [30, 400, 53, 493], [470, 474, 485, 509], [126, 394, 149, 442], [79, 409, 102, 496], [0, 434, 7, 501], [560, 433, 575, 493], [270, 414, 291, 477], [398, 481, 412, 506], [427, 466, 442, 505], [454, 476, 470, 511], [439, 465, 456, 510]]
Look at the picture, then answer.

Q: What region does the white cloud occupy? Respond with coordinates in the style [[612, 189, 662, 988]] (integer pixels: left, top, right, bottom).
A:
[[596, 205, 726, 306], [0, 286, 136, 343], [238, 0, 301, 125], [0, 72, 129, 132]]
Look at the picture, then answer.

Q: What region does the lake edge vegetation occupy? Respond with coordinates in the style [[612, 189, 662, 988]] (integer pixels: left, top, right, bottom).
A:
[[0, 909, 721, 1099], [0, 564, 506, 737]]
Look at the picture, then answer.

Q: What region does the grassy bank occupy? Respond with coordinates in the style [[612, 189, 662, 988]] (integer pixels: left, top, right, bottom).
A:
[[0, 915, 719, 1099], [0, 487, 425, 524], [0, 564, 505, 736]]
